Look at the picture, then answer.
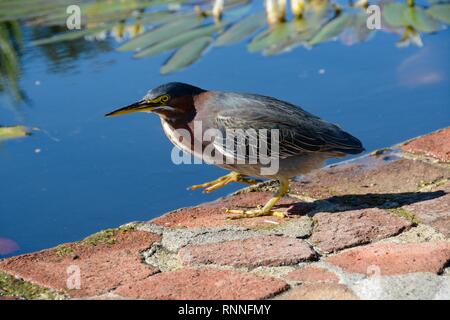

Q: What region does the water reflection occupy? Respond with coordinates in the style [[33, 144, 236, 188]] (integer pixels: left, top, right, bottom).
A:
[[0, 21, 26, 103], [0, 0, 449, 104], [0, 237, 20, 256], [397, 46, 446, 87]]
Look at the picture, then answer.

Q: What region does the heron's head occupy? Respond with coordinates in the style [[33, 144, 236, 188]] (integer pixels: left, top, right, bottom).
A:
[[106, 82, 205, 122]]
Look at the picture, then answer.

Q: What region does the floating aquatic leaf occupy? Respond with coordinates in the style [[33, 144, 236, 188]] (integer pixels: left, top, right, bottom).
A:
[[77, 0, 162, 24], [215, 12, 266, 46], [82, 0, 171, 26], [32, 23, 113, 45], [308, 13, 352, 46], [340, 12, 373, 46], [223, 0, 252, 9], [0, 125, 29, 141], [161, 37, 211, 74], [137, 11, 176, 26], [14, 0, 174, 26], [427, 4, 450, 24], [247, 29, 272, 53], [0, 0, 71, 23], [117, 15, 202, 52], [405, 7, 440, 33], [263, 19, 310, 55], [264, 4, 335, 53], [222, 3, 252, 20], [384, 3, 440, 32], [383, 2, 409, 28], [353, 11, 374, 42], [134, 24, 222, 58], [247, 22, 296, 53]]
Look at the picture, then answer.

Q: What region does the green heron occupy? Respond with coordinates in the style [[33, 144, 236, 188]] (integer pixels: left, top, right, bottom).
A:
[[106, 82, 364, 219]]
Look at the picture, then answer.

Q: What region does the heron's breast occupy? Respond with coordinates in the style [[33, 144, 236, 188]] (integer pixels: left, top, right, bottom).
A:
[[161, 119, 208, 160]]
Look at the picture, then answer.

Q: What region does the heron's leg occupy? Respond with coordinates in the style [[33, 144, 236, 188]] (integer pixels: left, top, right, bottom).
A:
[[226, 178, 289, 219], [189, 172, 260, 193]]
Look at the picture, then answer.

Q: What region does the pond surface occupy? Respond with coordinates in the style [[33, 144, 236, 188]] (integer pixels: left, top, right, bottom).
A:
[[0, 0, 449, 257]]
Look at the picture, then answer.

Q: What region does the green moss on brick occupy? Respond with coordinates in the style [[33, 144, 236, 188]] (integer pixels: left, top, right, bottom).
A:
[[0, 271, 59, 300], [55, 244, 75, 257], [418, 178, 449, 190], [387, 208, 420, 225], [82, 225, 135, 246], [83, 229, 116, 246]]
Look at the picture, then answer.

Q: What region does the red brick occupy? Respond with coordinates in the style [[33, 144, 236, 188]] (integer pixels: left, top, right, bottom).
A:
[[403, 189, 450, 237], [310, 208, 412, 253], [115, 268, 289, 300], [286, 283, 358, 300], [326, 242, 450, 275], [0, 230, 160, 298], [179, 236, 317, 268], [286, 266, 339, 283], [401, 127, 450, 162], [151, 192, 310, 229], [291, 155, 450, 199]]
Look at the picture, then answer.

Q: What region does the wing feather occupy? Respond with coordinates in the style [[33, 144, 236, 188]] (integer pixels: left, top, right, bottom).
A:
[[210, 93, 364, 161]]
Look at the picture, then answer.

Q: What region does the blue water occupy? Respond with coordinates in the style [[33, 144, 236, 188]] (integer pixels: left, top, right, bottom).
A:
[[0, 3, 449, 258]]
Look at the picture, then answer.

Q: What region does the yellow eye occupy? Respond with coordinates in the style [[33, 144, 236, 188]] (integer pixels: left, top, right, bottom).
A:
[[160, 95, 170, 103]]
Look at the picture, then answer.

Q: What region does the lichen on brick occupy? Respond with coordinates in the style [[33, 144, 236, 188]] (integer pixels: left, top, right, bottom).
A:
[[418, 177, 449, 191], [82, 225, 135, 246], [387, 208, 419, 225], [0, 271, 59, 300], [55, 244, 75, 257]]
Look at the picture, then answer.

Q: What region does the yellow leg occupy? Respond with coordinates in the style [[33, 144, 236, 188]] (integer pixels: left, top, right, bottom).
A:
[[189, 172, 260, 193], [226, 178, 289, 219]]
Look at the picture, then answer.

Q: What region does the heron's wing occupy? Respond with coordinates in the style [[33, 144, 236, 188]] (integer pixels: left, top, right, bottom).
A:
[[211, 93, 364, 161]]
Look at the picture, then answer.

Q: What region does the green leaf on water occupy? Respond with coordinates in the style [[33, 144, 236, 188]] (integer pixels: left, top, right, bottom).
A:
[[161, 37, 211, 74], [32, 24, 113, 46], [308, 13, 353, 46], [247, 22, 294, 53], [263, 19, 311, 55], [247, 28, 270, 52], [134, 23, 222, 58], [427, 4, 450, 24], [0, 125, 29, 141], [353, 11, 374, 42], [405, 7, 440, 33], [117, 15, 203, 52], [384, 3, 440, 32], [222, 4, 252, 21], [0, 0, 71, 23], [215, 12, 266, 47], [137, 11, 176, 26], [339, 12, 374, 46], [383, 2, 409, 28], [223, 0, 252, 9]]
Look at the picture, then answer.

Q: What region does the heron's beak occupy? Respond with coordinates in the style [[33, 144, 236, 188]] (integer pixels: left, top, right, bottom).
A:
[[105, 99, 159, 117]]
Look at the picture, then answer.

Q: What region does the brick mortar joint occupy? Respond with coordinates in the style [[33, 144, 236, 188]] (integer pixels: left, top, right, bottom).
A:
[[137, 222, 325, 276]]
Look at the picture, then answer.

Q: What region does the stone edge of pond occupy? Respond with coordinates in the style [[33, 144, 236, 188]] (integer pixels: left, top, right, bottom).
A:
[[0, 126, 449, 300]]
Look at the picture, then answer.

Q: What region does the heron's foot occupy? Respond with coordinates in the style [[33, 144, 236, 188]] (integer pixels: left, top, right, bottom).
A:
[[225, 206, 286, 219], [189, 172, 260, 193]]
